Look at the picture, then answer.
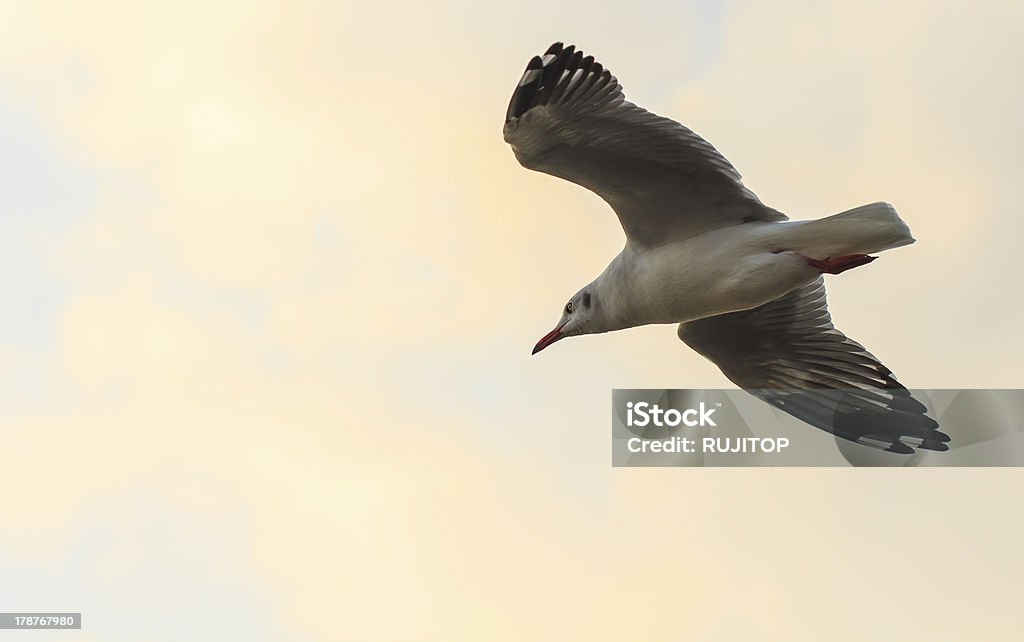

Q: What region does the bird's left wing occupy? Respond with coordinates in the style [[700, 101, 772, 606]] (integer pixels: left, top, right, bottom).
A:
[[678, 278, 950, 453], [503, 42, 785, 247]]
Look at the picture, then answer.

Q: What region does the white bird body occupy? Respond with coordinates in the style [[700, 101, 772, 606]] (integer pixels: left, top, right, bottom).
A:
[[592, 202, 915, 330], [504, 42, 949, 453]]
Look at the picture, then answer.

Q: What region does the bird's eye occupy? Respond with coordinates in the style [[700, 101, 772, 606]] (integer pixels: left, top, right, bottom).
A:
[[565, 301, 574, 314]]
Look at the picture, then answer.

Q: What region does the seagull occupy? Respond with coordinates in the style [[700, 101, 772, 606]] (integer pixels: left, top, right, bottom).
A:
[[504, 42, 950, 454]]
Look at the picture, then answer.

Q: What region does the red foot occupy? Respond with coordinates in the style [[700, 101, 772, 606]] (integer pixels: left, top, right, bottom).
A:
[[807, 254, 877, 275]]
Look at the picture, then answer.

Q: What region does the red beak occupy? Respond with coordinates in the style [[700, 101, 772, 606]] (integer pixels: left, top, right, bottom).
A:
[[532, 323, 567, 355]]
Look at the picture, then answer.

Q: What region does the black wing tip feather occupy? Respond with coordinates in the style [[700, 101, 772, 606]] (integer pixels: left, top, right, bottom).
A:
[[763, 388, 951, 454], [545, 42, 564, 56], [505, 41, 615, 123]]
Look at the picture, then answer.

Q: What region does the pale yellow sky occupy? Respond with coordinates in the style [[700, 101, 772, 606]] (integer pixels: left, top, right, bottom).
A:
[[1, 1, 1023, 640]]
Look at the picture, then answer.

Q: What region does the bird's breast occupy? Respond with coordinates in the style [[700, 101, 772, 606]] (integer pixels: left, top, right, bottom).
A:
[[604, 226, 818, 328]]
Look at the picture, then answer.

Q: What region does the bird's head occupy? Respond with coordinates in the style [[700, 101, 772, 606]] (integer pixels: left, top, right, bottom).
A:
[[532, 288, 600, 354]]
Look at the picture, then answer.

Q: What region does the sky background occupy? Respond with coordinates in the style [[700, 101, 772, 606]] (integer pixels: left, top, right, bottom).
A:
[[1, 1, 1023, 640]]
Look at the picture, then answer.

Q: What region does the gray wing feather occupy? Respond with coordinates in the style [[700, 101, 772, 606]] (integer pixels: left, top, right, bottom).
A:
[[503, 43, 785, 247], [678, 278, 950, 453]]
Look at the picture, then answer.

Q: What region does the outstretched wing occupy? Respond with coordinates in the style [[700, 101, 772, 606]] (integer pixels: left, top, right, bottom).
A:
[[503, 42, 785, 247], [678, 278, 950, 453]]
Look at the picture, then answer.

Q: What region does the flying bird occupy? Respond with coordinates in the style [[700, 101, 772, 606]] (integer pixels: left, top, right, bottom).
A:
[[504, 42, 949, 454]]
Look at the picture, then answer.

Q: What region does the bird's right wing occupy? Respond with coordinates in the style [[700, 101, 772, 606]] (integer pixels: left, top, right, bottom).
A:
[[503, 43, 785, 247], [678, 278, 950, 453]]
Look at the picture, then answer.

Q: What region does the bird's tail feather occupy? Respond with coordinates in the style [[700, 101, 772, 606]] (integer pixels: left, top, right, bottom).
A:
[[782, 202, 916, 259]]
